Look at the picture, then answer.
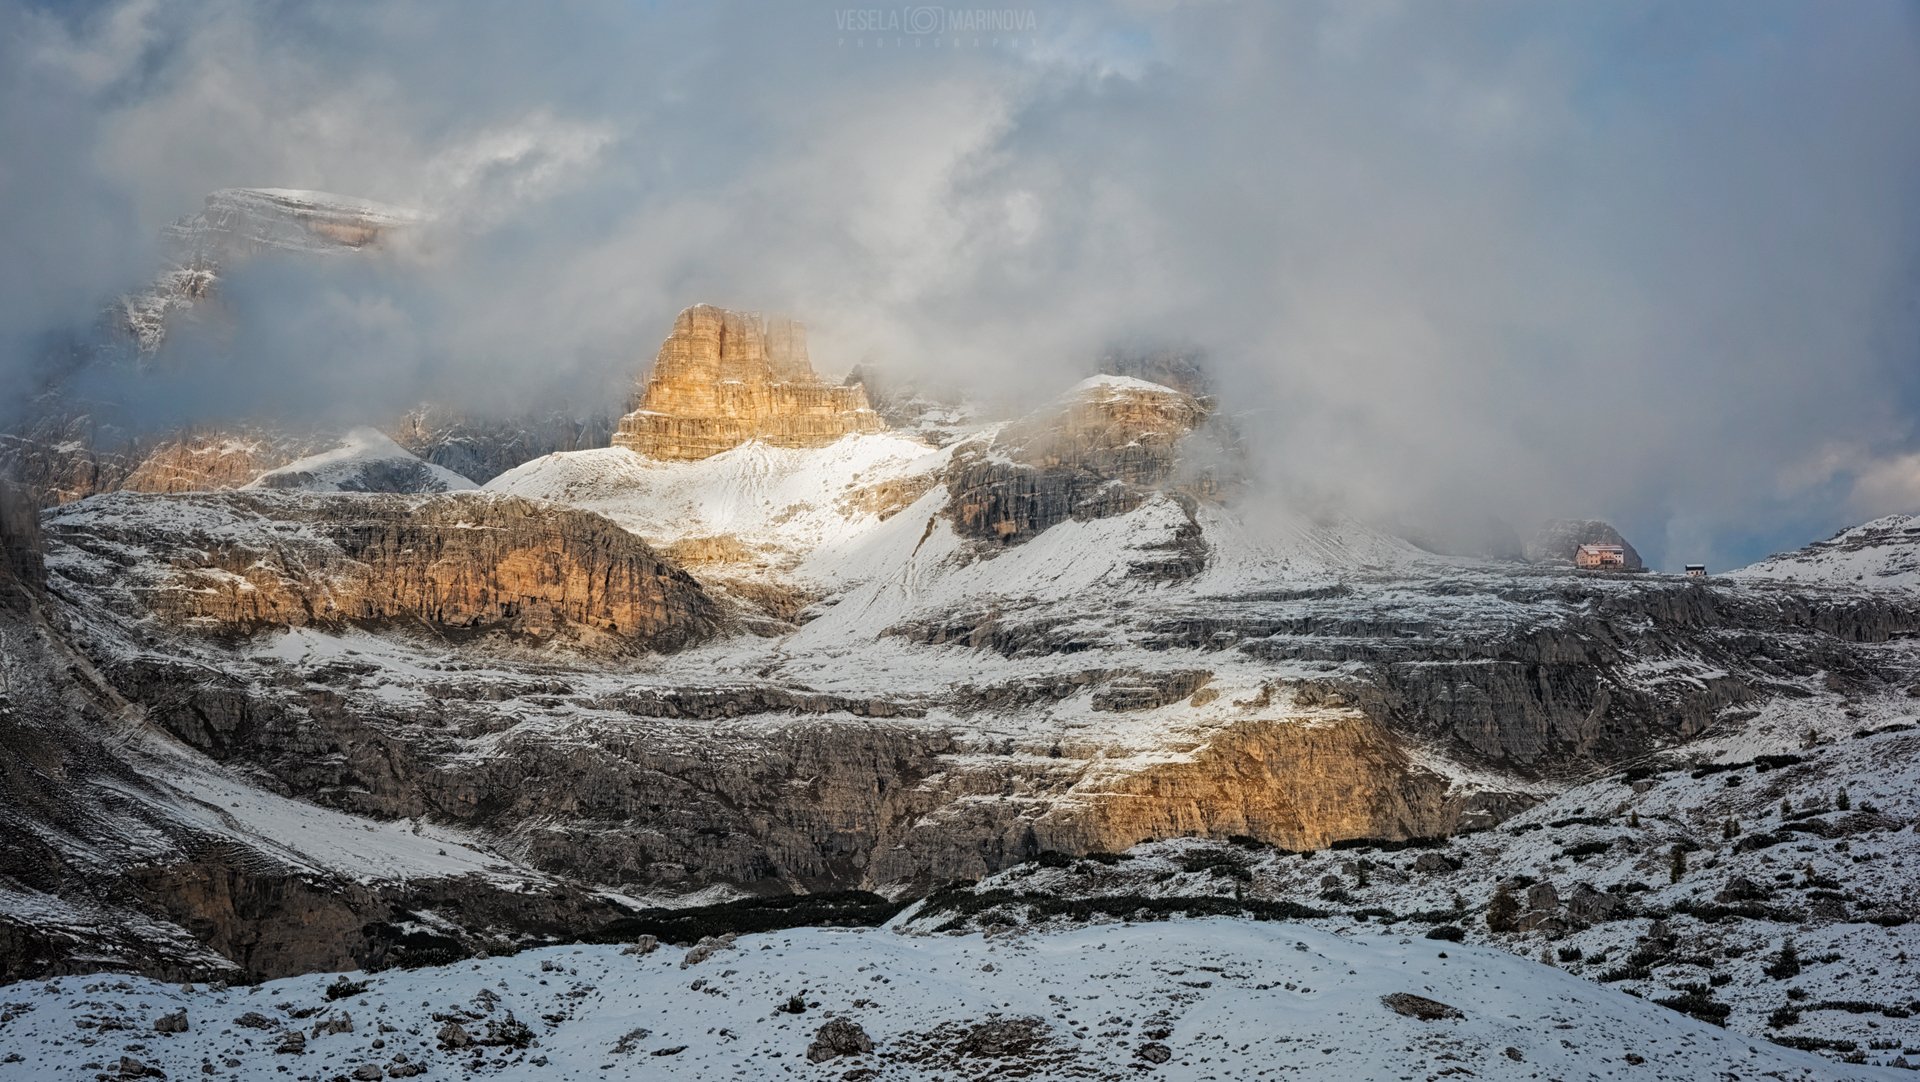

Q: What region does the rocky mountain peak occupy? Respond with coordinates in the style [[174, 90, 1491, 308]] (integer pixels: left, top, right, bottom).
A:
[[610, 304, 883, 460]]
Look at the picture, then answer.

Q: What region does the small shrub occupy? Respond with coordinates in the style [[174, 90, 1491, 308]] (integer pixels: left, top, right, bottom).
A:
[[1425, 925, 1465, 942], [1558, 840, 1613, 860], [1486, 883, 1521, 934], [1764, 940, 1801, 981], [325, 977, 371, 1001]]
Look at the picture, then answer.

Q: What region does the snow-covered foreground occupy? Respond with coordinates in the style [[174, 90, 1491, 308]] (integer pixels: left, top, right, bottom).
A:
[[0, 921, 1891, 1081]]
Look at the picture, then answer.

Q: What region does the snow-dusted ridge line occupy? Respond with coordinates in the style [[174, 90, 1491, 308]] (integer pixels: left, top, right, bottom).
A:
[[208, 186, 427, 225], [245, 428, 477, 494], [1732, 513, 1920, 590]]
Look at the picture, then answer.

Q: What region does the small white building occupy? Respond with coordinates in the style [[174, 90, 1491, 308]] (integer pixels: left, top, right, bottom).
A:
[[1685, 564, 1707, 578]]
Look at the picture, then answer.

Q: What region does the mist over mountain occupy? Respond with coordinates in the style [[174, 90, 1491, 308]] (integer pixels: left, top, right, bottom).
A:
[[5, 8, 1920, 1078], [4, 1, 1918, 568]]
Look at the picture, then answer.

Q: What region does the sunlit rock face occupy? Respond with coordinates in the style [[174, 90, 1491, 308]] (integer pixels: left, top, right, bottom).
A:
[[119, 428, 326, 495], [611, 304, 883, 460], [49, 491, 720, 650]]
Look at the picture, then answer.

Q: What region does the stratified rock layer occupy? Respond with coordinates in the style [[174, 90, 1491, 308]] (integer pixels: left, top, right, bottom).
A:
[[50, 492, 720, 650], [611, 305, 881, 460]]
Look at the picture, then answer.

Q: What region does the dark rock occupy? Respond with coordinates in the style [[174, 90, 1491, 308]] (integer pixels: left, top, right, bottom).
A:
[[806, 1018, 875, 1063], [1135, 1042, 1173, 1064], [1715, 876, 1771, 903], [152, 1008, 187, 1034], [954, 1016, 1052, 1058], [1525, 881, 1560, 912], [1566, 883, 1622, 923], [1381, 993, 1463, 1021], [115, 1056, 164, 1079]]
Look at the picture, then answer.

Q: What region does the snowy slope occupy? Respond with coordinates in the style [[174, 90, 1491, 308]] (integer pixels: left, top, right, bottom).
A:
[[1733, 514, 1920, 590], [0, 920, 1888, 1081], [487, 433, 952, 588], [247, 428, 478, 493]]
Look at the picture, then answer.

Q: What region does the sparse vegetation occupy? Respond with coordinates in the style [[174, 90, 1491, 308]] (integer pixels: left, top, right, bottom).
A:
[[1486, 883, 1520, 934], [1765, 940, 1801, 981]]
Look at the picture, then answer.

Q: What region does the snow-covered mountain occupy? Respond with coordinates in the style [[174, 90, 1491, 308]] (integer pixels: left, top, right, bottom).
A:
[[1733, 514, 1920, 590], [249, 428, 477, 494], [7, 294, 1920, 1076]]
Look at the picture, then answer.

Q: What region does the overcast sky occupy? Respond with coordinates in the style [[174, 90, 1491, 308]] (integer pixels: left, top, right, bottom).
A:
[[3, 0, 1919, 569]]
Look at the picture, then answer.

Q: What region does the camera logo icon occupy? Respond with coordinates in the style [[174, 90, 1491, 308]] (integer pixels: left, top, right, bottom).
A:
[[904, 6, 942, 34]]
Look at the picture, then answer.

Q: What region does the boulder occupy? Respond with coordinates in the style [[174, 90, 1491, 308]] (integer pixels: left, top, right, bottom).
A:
[[806, 1018, 874, 1062]]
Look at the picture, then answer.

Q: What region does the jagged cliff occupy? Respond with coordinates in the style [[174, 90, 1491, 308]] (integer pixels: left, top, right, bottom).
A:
[[611, 305, 882, 460]]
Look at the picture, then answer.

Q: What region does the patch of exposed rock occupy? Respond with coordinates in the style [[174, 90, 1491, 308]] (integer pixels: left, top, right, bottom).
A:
[[807, 1017, 873, 1062], [611, 305, 882, 460], [0, 480, 43, 591]]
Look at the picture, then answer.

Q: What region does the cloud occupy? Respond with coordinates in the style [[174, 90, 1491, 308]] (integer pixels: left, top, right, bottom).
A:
[[2, 0, 1919, 569]]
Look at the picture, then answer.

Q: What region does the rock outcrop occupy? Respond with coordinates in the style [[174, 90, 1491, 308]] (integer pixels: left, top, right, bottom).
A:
[[611, 305, 882, 460], [0, 479, 42, 592], [943, 375, 1213, 553], [50, 492, 719, 650], [120, 428, 324, 494]]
